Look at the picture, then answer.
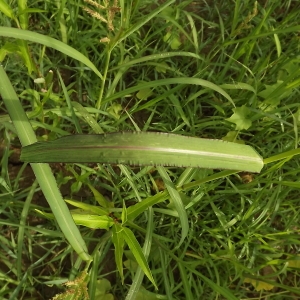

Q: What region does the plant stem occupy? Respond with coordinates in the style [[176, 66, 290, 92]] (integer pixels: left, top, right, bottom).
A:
[[96, 47, 112, 118]]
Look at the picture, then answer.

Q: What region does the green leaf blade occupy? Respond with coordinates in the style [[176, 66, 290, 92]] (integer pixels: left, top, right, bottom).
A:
[[71, 214, 114, 229], [157, 166, 188, 247], [21, 132, 264, 173], [112, 224, 125, 284], [0, 26, 103, 79], [122, 227, 157, 289], [0, 0, 14, 19], [127, 192, 168, 221], [65, 199, 109, 216], [0, 65, 91, 261]]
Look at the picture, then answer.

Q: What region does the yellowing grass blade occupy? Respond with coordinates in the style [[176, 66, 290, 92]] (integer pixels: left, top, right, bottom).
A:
[[21, 132, 264, 173]]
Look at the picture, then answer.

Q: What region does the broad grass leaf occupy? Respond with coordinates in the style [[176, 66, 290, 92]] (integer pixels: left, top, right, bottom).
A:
[[122, 227, 157, 289], [21, 132, 264, 173]]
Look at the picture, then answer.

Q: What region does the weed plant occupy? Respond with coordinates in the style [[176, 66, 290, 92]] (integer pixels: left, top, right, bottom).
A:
[[1, 0, 300, 299]]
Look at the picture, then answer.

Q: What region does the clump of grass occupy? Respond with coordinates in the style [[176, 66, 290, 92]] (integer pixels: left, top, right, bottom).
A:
[[1, 0, 300, 299]]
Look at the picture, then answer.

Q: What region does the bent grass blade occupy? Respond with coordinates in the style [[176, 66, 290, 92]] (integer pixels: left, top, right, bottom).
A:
[[0, 66, 91, 261], [0, 26, 102, 79]]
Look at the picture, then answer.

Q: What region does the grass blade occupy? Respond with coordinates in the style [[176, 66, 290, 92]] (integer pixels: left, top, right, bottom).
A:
[[109, 51, 204, 72], [125, 207, 154, 300], [112, 224, 125, 284], [103, 77, 235, 107], [21, 132, 264, 173], [0, 0, 14, 19], [0, 26, 103, 79], [70, 215, 114, 229], [157, 166, 188, 247], [114, 0, 176, 47], [17, 180, 38, 279], [122, 227, 157, 289], [127, 192, 168, 221], [0, 65, 91, 261]]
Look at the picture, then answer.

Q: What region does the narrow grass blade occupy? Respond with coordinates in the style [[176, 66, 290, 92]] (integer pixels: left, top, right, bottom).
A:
[[178, 262, 194, 300], [125, 207, 154, 300], [103, 77, 235, 107], [21, 132, 264, 173], [109, 51, 204, 72], [57, 70, 82, 133], [181, 170, 237, 191], [112, 224, 125, 284], [0, 65, 91, 261], [119, 164, 142, 203], [0, 26, 103, 79], [157, 166, 188, 247], [71, 102, 104, 134], [87, 184, 112, 208], [220, 82, 256, 93], [17, 180, 38, 279], [224, 25, 300, 46], [122, 227, 157, 289], [114, 0, 175, 47], [186, 266, 239, 300], [64, 199, 109, 215], [263, 148, 300, 165], [127, 192, 168, 221], [71, 214, 114, 229]]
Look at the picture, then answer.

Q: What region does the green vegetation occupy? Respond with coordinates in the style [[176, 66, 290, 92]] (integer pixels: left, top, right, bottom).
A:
[[1, 0, 300, 299]]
